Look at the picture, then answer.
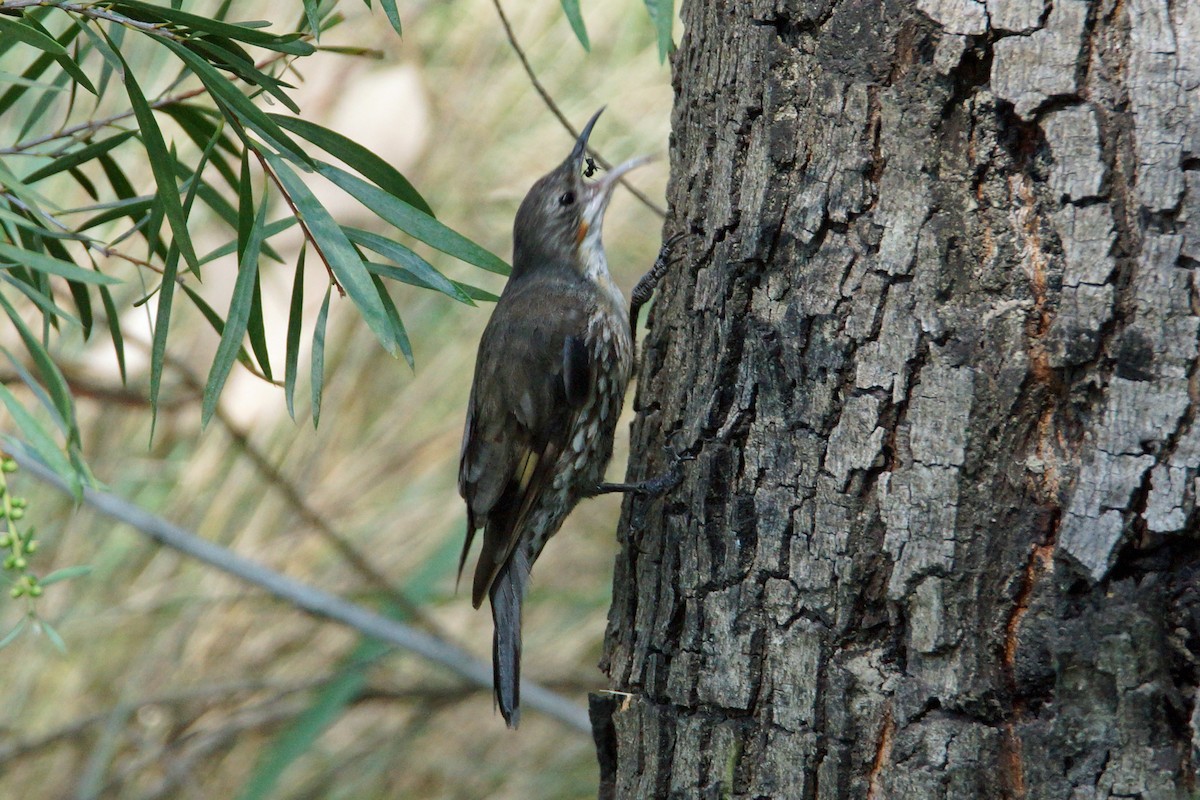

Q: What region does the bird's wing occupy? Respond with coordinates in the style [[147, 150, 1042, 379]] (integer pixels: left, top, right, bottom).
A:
[[458, 276, 593, 607]]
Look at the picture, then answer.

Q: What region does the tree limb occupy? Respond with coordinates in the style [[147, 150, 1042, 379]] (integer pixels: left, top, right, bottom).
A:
[[14, 449, 591, 734]]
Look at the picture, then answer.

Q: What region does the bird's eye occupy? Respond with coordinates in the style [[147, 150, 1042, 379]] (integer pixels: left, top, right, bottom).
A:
[[559, 191, 575, 206]]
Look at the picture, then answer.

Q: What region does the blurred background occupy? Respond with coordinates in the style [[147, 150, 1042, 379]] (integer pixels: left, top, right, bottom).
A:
[[0, 1, 673, 797]]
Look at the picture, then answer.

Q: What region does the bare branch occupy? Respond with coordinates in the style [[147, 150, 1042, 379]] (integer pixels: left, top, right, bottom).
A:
[[14, 450, 592, 734]]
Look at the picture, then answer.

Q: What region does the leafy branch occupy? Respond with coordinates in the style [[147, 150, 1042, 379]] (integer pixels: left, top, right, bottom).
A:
[[0, 0, 506, 488]]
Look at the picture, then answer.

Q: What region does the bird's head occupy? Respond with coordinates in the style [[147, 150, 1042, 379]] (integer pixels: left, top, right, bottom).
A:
[[511, 108, 652, 278]]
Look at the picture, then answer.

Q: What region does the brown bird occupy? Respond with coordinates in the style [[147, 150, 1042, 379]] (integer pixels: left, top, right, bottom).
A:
[[458, 109, 677, 726]]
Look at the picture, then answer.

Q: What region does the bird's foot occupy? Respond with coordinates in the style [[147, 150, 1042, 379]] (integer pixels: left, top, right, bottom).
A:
[[630, 231, 689, 317], [590, 448, 694, 498]]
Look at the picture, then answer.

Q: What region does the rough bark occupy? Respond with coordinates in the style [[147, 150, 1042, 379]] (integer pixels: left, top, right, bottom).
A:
[[597, 0, 1200, 797]]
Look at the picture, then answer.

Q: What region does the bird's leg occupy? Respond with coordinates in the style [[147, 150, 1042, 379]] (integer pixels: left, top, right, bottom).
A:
[[629, 232, 688, 352], [588, 449, 694, 498]]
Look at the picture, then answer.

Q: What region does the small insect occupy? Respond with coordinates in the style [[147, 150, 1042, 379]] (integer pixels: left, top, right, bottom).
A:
[[584, 157, 600, 178]]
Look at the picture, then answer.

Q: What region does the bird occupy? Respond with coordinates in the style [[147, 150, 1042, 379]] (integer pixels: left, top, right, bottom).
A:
[[458, 108, 677, 727]]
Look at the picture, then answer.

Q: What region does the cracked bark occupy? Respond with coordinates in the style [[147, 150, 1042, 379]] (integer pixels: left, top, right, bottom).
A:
[[594, 0, 1200, 797]]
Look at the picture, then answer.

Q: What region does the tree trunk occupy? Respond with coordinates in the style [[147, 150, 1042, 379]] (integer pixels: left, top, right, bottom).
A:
[[594, 0, 1200, 796]]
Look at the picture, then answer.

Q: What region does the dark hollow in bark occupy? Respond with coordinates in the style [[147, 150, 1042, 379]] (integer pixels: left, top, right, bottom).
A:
[[597, 0, 1200, 797]]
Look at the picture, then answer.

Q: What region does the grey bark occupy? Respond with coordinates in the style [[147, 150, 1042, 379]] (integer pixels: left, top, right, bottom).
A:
[[596, 0, 1200, 797]]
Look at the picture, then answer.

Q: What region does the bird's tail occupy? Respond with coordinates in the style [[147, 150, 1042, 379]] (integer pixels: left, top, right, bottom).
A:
[[489, 551, 529, 728]]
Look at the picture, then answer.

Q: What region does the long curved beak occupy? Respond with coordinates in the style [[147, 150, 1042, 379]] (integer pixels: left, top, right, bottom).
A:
[[568, 107, 606, 168], [566, 107, 655, 241]]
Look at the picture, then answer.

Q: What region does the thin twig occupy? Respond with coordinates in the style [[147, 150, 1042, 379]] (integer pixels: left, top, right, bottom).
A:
[[250, 142, 345, 296], [490, 0, 667, 219], [14, 449, 592, 734]]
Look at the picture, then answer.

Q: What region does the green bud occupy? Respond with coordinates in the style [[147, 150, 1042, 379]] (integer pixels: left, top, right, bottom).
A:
[[24, 541, 37, 553], [9, 509, 23, 521], [3, 556, 14, 570], [29, 585, 42, 598], [10, 497, 25, 509], [0, 535, 10, 548], [13, 557, 26, 570], [10, 585, 22, 598], [1, 459, 17, 473]]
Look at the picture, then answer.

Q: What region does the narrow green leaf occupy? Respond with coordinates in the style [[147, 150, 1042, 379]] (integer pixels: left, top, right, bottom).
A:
[[65, 275, 94, 339], [202, 190, 268, 427], [302, 0, 322, 37], [0, 344, 67, 436], [23, 131, 136, 183], [0, 15, 96, 95], [345, 226, 471, 304], [16, 69, 70, 142], [118, 53, 199, 272], [0, 292, 77, 445], [0, 11, 67, 55], [371, 274, 412, 368], [148, 248, 180, 438], [0, 273, 82, 327], [236, 155, 272, 380], [199, 216, 296, 264], [159, 103, 240, 189], [316, 162, 510, 275], [0, 241, 121, 285], [188, 37, 300, 114], [162, 40, 309, 163], [40, 564, 93, 587], [109, 1, 315, 53], [0, 620, 27, 650], [643, 0, 675, 62], [177, 282, 256, 372], [0, 388, 80, 498], [0, 161, 55, 213], [379, 0, 403, 35], [310, 285, 331, 428], [270, 114, 432, 215], [455, 281, 499, 303], [98, 284, 127, 383], [265, 153, 399, 356], [284, 246, 305, 420], [38, 619, 68, 654], [560, 0, 590, 50], [246, 272, 272, 381], [75, 17, 123, 97]]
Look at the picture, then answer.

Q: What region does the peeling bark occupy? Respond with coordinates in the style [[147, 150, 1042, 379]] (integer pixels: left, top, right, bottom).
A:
[[596, 0, 1200, 796]]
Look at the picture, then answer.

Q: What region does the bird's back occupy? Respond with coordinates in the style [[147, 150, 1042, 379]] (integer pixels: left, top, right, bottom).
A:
[[459, 269, 631, 606]]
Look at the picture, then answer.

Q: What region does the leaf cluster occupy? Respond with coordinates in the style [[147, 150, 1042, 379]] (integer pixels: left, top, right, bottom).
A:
[[0, 0, 507, 486]]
